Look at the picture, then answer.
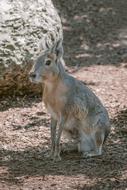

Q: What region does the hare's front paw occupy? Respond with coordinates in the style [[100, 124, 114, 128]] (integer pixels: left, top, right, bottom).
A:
[[44, 148, 55, 159], [53, 151, 61, 162]]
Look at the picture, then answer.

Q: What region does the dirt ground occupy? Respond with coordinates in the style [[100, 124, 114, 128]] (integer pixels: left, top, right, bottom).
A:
[[0, 65, 127, 190], [0, 0, 127, 189]]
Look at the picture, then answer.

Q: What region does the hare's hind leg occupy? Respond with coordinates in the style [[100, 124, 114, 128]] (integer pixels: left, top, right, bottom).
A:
[[78, 132, 95, 156], [81, 129, 105, 158]]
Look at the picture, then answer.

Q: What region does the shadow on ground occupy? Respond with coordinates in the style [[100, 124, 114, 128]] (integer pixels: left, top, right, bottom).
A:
[[111, 108, 127, 135], [0, 108, 126, 189], [12, 113, 49, 131], [53, 0, 127, 67], [0, 95, 42, 112]]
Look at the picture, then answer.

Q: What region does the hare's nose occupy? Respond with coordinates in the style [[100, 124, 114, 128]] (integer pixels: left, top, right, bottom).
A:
[[29, 72, 36, 79]]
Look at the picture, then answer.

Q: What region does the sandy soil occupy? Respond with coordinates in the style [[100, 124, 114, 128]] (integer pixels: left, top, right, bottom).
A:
[[0, 0, 127, 189], [0, 65, 127, 190]]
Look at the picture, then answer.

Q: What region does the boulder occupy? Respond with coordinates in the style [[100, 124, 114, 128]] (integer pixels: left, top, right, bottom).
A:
[[0, 0, 63, 96]]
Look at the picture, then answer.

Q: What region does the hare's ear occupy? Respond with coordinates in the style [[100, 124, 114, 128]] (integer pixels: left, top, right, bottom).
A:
[[56, 39, 64, 58], [52, 39, 63, 61]]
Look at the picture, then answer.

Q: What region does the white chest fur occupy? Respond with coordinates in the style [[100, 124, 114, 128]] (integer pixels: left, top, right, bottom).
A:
[[46, 104, 58, 120]]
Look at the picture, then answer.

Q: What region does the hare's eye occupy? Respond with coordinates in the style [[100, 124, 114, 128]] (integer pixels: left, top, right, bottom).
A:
[[45, 60, 51, 66]]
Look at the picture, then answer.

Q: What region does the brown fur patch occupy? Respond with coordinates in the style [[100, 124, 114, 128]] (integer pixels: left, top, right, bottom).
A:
[[95, 129, 103, 147], [47, 53, 56, 60], [83, 127, 93, 135], [43, 80, 68, 120]]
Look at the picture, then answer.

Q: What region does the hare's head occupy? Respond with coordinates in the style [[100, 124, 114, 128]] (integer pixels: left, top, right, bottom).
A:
[[29, 39, 63, 83]]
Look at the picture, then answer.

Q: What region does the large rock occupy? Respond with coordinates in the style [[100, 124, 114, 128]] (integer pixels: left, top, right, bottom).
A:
[[0, 0, 63, 96]]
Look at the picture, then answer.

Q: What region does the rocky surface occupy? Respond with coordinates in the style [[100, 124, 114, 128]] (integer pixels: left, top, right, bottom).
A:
[[1, 0, 127, 96], [0, 0, 63, 96]]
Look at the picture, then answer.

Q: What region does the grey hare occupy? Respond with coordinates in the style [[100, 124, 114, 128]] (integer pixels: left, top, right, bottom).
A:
[[29, 40, 110, 161]]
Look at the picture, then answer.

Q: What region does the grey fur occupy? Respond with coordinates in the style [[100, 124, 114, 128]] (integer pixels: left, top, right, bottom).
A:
[[29, 41, 110, 161]]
